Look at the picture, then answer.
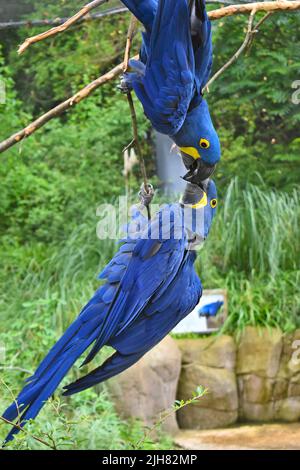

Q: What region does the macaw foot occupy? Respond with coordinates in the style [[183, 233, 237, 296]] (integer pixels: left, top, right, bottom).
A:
[[138, 182, 155, 207], [183, 158, 216, 188], [118, 75, 133, 94]]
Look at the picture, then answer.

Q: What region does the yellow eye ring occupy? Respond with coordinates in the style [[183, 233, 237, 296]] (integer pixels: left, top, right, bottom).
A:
[[199, 138, 210, 149], [210, 198, 217, 208]]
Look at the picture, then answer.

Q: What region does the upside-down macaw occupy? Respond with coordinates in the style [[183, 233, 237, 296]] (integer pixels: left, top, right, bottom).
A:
[[121, 0, 221, 185], [2, 179, 217, 444]]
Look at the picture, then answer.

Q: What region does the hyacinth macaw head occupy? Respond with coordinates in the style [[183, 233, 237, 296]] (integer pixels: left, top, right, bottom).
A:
[[173, 99, 221, 172], [181, 178, 218, 244]]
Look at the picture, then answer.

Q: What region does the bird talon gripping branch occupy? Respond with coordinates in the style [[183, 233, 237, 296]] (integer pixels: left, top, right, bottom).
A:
[[118, 75, 132, 94], [138, 182, 155, 207]]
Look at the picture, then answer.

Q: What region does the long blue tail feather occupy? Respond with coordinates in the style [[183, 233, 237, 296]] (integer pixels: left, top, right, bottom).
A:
[[63, 350, 145, 396]]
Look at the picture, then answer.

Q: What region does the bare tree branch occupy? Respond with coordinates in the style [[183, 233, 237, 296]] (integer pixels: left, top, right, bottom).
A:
[[204, 10, 274, 91], [18, 0, 109, 55], [123, 16, 138, 72], [0, 7, 127, 30], [0, 1, 299, 155], [208, 0, 300, 20], [122, 15, 152, 216], [13, 1, 300, 55], [0, 1, 253, 31], [0, 57, 137, 154], [0, 415, 55, 449]]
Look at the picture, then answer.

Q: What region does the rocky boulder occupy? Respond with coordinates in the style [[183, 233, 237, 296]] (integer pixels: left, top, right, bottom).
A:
[[176, 336, 238, 429], [106, 335, 181, 434], [237, 327, 300, 422]]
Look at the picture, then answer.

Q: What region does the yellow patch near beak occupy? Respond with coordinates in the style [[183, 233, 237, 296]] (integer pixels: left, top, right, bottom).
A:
[[179, 146, 200, 160], [181, 192, 208, 209], [191, 192, 208, 209]]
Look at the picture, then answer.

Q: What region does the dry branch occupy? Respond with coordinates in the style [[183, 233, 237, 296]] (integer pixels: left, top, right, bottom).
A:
[[0, 57, 137, 154], [0, 1, 300, 154], [208, 0, 300, 19], [18, 0, 108, 55], [123, 15, 151, 210], [204, 10, 274, 90], [0, 415, 54, 449], [0, 1, 250, 31], [17, 1, 299, 54], [0, 7, 127, 30], [123, 16, 138, 72]]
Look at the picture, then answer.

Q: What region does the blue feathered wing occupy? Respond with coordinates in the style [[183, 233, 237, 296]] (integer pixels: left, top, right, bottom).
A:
[[2, 205, 190, 443], [63, 250, 201, 395], [126, 0, 195, 136]]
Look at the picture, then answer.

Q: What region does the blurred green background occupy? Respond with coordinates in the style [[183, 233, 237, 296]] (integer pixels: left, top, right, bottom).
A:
[[0, 0, 299, 449]]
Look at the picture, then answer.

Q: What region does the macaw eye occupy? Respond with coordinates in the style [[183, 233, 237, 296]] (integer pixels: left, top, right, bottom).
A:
[[210, 198, 217, 208], [199, 138, 210, 149]]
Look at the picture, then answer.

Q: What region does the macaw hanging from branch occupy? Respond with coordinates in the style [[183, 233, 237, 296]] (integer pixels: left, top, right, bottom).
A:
[[0, 1, 298, 154], [121, 0, 221, 187]]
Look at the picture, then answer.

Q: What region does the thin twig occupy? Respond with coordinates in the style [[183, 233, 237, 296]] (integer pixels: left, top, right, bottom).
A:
[[0, 378, 21, 429], [123, 16, 138, 73], [0, 416, 55, 449], [204, 9, 257, 91], [134, 387, 207, 450], [247, 11, 274, 50], [0, 7, 127, 30], [18, 0, 109, 55], [0, 366, 33, 375], [254, 10, 274, 30], [122, 16, 151, 217], [0, 57, 137, 154], [126, 92, 149, 193], [204, 8, 276, 90]]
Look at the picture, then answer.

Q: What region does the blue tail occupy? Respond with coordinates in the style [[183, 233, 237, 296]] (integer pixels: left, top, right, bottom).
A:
[[63, 350, 145, 396], [2, 303, 106, 444]]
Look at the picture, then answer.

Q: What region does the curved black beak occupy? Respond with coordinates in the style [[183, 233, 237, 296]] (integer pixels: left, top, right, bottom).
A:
[[181, 155, 216, 188]]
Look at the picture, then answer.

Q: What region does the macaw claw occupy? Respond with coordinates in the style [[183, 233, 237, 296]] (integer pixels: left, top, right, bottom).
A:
[[118, 75, 133, 94]]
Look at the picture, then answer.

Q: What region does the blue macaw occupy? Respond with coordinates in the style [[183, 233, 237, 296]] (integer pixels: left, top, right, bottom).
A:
[[121, 0, 221, 184], [2, 179, 218, 444], [198, 300, 223, 317]]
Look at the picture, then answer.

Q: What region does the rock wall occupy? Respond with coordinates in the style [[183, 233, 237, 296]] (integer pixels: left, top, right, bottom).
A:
[[177, 327, 300, 429], [237, 327, 300, 422], [176, 336, 238, 429], [106, 327, 300, 432], [106, 336, 182, 434]]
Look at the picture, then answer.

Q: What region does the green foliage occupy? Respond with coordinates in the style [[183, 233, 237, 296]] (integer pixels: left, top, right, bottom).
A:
[[0, 1, 299, 450], [208, 12, 300, 190], [206, 178, 300, 276], [197, 180, 300, 333], [0, 49, 150, 244], [0, 225, 173, 450]]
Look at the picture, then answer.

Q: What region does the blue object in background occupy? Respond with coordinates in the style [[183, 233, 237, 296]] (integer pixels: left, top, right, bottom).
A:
[[198, 300, 223, 317]]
